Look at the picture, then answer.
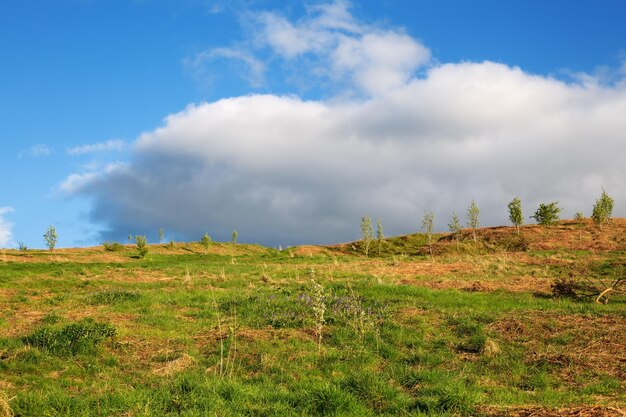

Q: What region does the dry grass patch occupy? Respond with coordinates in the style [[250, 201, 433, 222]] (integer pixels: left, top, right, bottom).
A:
[[482, 405, 626, 416], [152, 353, 196, 376], [0, 247, 131, 264], [489, 312, 626, 383], [380, 259, 478, 277], [396, 273, 553, 293], [1, 310, 48, 337], [290, 245, 329, 257], [0, 391, 13, 417], [198, 326, 313, 346], [0, 288, 17, 300]]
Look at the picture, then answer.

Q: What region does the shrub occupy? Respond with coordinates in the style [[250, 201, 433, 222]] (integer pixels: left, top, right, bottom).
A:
[[551, 277, 581, 298], [531, 202, 561, 226], [135, 235, 148, 258], [102, 241, 124, 252], [17, 242, 27, 251], [200, 233, 211, 253]]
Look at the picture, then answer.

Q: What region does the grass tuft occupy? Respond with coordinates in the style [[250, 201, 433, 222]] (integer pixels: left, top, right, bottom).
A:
[[0, 392, 13, 417], [22, 319, 117, 355], [89, 290, 141, 305]]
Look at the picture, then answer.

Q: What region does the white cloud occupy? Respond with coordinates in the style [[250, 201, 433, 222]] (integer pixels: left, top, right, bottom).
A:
[[187, 48, 266, 88], [0, 207, 14, 247], [252, 0, 429, 96], [61, 2, 626, 245], [59, 163, 129, 194], [67, 139, 125, 156], [188, 0, 429, 96], [64, 61, 626, 245], [59, 173, 99, 194], [18, 144, 51, 159], [332, 32, 430, 95], [254, 0, 361, 58]]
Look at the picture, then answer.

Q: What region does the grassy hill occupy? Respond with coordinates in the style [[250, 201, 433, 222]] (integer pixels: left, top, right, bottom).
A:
[[0, 220, 624, 416]]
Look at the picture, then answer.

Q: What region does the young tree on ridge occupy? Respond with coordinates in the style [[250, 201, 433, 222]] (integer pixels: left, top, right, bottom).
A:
[[507, 197, 523, 235], [531, 202, 561, 226], [43, 225, 57, 251], [448, 212, 462, 244], [591, 188, 614, 230], [422, 210, 435, 258], [574, 211, 585, 239], [376, 219, 384, 256], [201, 233, 211, 253], [467, 200, 480, 243], [360, 215, 374, 257]]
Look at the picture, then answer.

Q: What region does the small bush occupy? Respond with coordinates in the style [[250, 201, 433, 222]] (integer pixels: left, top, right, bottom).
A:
[[102, 241, 124, 252], [200, 233, 211, 253], [551, 277, 581, 298], [22, 319, 117, 355], [135, 235, 148, 258]]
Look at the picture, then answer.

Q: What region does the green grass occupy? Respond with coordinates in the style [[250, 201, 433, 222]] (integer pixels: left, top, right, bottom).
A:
[[0, 230, 625, 416]]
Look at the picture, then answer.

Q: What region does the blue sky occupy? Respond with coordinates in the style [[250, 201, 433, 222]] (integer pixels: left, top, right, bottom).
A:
[[1, 0, 626, 248]]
